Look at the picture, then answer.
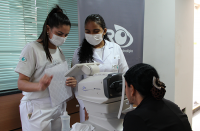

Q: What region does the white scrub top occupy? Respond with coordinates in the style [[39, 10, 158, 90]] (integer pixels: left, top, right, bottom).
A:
[[93, 46, 105, 60], [15, 41, 66, 101], [72, 40, 129, 100]]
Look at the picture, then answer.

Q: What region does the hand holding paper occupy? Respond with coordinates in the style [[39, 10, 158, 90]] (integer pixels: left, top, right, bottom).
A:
[[66, 77, 77, 88], [37, 74, 53, 91]]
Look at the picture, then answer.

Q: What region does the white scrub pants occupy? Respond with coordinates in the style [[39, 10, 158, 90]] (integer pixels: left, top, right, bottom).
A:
[[20, 97, 66, 131], [77, 99, 85, 123]]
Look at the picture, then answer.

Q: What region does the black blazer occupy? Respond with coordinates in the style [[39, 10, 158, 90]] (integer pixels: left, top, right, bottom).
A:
[[123, 97, 192, 131]]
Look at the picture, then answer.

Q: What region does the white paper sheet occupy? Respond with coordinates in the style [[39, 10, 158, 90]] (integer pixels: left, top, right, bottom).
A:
[[71, 123, 95, 131], [45, 61, 72, 107]]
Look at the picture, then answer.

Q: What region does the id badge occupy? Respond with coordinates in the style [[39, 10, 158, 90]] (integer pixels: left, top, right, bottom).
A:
[[112, 65, 119, 72]]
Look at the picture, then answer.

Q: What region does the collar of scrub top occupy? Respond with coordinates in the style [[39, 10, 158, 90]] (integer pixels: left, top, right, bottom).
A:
[[93, 40, 113, 64]]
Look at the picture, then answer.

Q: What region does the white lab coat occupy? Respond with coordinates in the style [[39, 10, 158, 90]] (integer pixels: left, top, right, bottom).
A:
[[72, 40, 129, 122]]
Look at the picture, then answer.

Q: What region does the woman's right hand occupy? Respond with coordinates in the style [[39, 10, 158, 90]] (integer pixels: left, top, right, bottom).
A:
[[37, 74, 53, 91]]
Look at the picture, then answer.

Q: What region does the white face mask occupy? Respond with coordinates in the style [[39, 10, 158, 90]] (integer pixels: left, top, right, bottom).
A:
[[85, 32, 103, 46], [49, 34, 67, 46]]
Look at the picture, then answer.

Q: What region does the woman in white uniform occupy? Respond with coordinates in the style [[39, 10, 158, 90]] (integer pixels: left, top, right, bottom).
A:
[[15, 5, 77, 131], [72, 14, 129, 122]]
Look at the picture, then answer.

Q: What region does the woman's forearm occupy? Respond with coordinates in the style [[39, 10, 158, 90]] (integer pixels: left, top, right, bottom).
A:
[[18, 79, 39, 92]]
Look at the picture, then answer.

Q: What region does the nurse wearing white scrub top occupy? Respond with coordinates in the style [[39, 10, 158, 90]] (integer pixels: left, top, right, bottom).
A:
[[72, 14, 129, 122], [15, 5, 77, 131]]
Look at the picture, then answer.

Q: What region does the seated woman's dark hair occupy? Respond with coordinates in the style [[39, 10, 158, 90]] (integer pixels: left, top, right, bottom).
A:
[[38, 5, 71, 62], [124, 63, 166, 100], [78, 14, 110, 63]]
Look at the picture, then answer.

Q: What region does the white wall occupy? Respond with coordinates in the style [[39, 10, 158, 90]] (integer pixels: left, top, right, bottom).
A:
[[193, 0, 200, 107], [143, 0, 194, 124], [175, 0, 194, 124], [143, 0, 176, 102]]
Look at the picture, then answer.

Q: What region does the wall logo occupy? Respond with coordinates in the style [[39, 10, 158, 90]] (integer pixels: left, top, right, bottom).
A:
[[107, 24, 134, 48]]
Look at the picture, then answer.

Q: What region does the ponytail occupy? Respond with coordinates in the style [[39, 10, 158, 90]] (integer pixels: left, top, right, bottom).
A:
[[38, 5, 71, 62], [124, 63, 167, 100]]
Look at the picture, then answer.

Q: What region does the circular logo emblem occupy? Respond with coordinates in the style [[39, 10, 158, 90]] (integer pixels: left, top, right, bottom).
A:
[[21, 57, 27, 62]]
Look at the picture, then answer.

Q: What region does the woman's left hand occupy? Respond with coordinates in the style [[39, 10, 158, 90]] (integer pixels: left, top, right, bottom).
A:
[[66, 77, 77, 88]]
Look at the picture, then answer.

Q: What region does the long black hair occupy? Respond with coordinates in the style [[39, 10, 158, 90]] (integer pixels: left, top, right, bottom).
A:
[[78, 14, 110, 63], [38, 5, 71, 62], [124, 63, 166, 100]]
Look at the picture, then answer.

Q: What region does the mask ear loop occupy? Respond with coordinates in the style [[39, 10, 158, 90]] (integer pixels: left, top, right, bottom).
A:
[[49, 28, 52, 38]]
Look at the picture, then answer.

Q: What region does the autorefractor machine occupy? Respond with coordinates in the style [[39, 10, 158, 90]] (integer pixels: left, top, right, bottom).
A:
[[65, 63, 135, 131]]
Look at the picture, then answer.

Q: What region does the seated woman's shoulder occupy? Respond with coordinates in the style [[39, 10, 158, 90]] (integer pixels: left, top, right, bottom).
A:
[[162, 98, 182, 110]]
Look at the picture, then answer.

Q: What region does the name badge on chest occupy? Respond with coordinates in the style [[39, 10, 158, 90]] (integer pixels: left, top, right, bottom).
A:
[[112, 64, 119, 72]]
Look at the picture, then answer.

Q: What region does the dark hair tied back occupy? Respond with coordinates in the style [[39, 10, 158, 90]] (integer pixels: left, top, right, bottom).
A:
[[124, 63, 167, 100], [38, 5, 71, 62], [151, 78, 166, 100]]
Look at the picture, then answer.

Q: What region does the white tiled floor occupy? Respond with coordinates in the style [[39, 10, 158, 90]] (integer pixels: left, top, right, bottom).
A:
[[192, 110, 200, 131]]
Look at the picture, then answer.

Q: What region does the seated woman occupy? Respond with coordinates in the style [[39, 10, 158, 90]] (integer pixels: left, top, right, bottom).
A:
[[123, 63, 192, 131]]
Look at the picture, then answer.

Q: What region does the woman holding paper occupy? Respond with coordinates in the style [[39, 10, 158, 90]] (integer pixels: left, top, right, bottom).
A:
[[72, 14, 129, 122], [15, 5, 76, 131]]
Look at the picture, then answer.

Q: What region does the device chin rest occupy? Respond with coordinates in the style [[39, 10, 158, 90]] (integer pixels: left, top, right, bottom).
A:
[[82, 64, 99, 76]]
